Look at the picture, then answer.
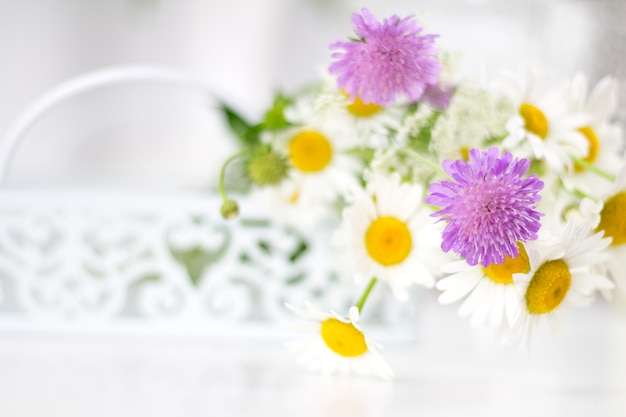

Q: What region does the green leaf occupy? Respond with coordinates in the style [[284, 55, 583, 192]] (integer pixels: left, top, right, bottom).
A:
[[346, 147, 376, 164], [408, 110, 442, 152], [218, 101, 261, 148], [262, 93, 293, 131], [483, 133, 507, 146], [527, 158, 547, 177]]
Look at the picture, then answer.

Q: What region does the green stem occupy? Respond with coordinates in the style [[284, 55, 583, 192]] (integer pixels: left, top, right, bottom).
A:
[[400, 148, 449, 178], [570, 156, 616, 182], [355, 278, 378, 312], [219, 151, 248, 202], [571, 187, 597, 202]]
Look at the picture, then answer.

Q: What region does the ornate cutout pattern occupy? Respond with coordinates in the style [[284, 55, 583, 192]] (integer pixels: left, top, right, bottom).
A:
[[0, 190, 416, 339]]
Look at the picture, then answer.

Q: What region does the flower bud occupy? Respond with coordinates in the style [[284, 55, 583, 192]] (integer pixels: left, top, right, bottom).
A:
[[220, 199, 239, 219], [247, 151, 289, 186]]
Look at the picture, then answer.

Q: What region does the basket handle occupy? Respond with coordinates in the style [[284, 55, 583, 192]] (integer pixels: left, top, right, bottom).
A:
[[0, 65, 233, 185]]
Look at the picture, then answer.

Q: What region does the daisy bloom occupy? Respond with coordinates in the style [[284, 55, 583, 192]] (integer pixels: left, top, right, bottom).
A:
[[313, 76, 404, 149], [595, 159, 626, 293], [332, 174, 444, 301], [561, 73, 624, 196], [539, 191, 599, 241], [329, 8, 441, 106], [268, 98, 362, 204], [285, 302, 394, 380], [437, 241, 531, 328], [501, 69, 588, 172], [426, 147, 544, 267], [511, 221, 613, 346], [250, 177, 336, 233]]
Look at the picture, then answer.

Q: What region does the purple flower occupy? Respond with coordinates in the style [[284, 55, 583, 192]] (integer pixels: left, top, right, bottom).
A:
[[329, 8, 441, 106], [420, 83, 456, 110], [425, 148, 544, 267]]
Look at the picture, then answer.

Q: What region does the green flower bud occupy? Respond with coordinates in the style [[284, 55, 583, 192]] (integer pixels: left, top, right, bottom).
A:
[[247, 151, 289, 186], [220, 199, 239, 219]]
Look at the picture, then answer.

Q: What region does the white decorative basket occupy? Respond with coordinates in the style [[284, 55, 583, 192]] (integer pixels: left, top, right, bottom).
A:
[[0, 67, 417, 342]]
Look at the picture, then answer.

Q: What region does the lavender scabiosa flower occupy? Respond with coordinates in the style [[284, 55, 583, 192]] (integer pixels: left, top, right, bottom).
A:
[[420, 83, 456, 110], [329, 8, 441, 106], [425, 147, 544, 267]]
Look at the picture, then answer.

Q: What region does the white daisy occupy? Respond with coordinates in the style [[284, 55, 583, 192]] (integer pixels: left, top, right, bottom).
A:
[[536, 176, 602, 237], [511, 220, 613, 346], [332, 174, 446, 301], [250, 177, 337, 233], [595, 158, 626, 293], [285, 302, 394, 380], [313, 78, 404, 150], [500, 68, 588, 172], [436, 241, 531, 329], [561, 73, 624, 196], [268, 97, 362, 204], [535, 191, 616, 303]]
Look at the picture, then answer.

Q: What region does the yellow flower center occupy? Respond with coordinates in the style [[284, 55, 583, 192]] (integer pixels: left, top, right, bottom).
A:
[[460, 147, 470, 161], [288, 130, 333, 172], [320, 318, 368, 357], [346, 95, 382, 118], [365, 216, 412, 266], [525, 259, 571, 314], [573, 126, 600, 172], [482, 243, 530, 284], [519, 103, 549, 139], [597, 191, 626, 246]]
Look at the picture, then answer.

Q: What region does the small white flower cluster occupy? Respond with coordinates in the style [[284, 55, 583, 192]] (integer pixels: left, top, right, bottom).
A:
[[428, 83, 514, 162]]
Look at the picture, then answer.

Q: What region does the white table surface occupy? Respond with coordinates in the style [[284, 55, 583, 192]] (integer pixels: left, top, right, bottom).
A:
[[1, 293, 625, 417]]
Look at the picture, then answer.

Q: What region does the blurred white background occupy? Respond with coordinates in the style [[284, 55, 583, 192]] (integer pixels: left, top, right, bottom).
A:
[[1, 0, 624, 188]]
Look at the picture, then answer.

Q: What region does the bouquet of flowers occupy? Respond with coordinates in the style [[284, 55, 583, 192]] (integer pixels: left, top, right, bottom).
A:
[[217, 8, 624, 380]]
